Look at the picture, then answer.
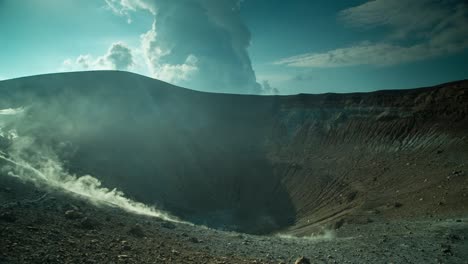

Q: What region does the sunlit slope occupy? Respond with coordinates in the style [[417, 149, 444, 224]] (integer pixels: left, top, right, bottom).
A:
[[0, 71, 467, 235]]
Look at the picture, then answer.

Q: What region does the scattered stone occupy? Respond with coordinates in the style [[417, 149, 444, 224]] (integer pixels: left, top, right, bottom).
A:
[[26, 226, 39, 231], [446, 234, 462, 241], [441, 244, 452, 255], [128, 224, 145, 238], [80, 217, 99, 229], [121, 241, 132, 251], [161, 222, 176, 229], [65, 210, 83, 220], [0, 212, 16, 223], [333, 218, 345, 229], [347, 191, 358, 202], [188, 237, 201, 243], [294, 256, 311, 264], [1, 187, 12, 193]]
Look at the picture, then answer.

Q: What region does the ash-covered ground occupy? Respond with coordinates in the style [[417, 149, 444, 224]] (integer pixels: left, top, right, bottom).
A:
[[1, 175, 467, 264]]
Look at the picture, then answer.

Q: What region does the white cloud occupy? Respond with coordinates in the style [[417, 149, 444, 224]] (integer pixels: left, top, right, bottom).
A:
[[0, 107, 24, 116], [104, 0, 262, 94], [106, 42, 134, 70], [275, 42, 444, 68], [260, 80, 279, 95], [60, 25, 198, 85], [62, 42, 134, 71], [276, 0, 468, 68], [104, 0, 156, 23], [140, 21, 198, 83], [140, 21, 167, 64], [339, 0, 446, 38], [152, 55, 198, 83]]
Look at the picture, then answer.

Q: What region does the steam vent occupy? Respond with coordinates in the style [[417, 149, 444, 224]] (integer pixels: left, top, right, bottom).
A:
[[1, 72, 467, 238]]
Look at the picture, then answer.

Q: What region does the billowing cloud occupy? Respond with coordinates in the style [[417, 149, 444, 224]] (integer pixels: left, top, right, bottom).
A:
[[106, 42, 134, 70], [106, 0, 262, 94], [260, 80, 279, 95], [154, 55, 198, 84], [140, 21, 198, 83], [63, 42, 134, 71], [276, 0, 468, 68]]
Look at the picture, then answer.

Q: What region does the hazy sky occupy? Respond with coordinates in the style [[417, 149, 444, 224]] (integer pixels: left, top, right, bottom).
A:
[[1, 0, 467, 94]]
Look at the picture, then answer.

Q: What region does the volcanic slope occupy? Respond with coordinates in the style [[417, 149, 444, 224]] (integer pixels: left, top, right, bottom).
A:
[[0, 71, 467, 237]]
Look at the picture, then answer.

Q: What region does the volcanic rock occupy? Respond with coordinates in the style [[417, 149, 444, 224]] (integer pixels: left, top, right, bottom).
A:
[[294, 256, 311, 264], [64, 210, 83, 220], [128, 224, 145, 238]]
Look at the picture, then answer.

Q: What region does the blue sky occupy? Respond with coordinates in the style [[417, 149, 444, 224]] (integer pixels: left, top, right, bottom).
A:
[[0, 0, 467, 94]]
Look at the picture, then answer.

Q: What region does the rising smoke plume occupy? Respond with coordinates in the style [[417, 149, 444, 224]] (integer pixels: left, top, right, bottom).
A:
[[0, 106, 185, 224], [107, 0, 265, 94]]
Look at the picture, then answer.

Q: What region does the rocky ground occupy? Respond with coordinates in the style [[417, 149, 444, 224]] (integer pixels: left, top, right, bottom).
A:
[[1, 176, 467, 264]]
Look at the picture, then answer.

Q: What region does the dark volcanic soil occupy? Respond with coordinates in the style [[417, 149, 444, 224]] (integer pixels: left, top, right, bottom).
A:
[[1, 176, 467, 264], [0, 72, 468, 263]]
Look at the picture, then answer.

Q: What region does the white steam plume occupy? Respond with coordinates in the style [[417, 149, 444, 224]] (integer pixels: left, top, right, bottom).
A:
[[0, 107, 188, 224]]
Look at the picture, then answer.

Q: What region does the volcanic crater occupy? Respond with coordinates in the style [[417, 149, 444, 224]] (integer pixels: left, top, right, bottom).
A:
[[1, 71, 467, 236]]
